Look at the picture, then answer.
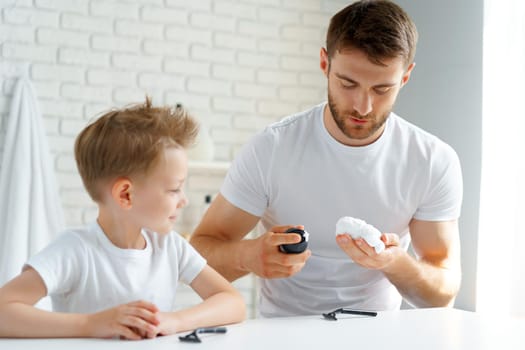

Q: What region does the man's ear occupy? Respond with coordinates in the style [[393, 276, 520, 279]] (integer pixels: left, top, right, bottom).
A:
[[111, 177, 133, 209], [401, 62, 416, 87], [320, 47, 330, 77]]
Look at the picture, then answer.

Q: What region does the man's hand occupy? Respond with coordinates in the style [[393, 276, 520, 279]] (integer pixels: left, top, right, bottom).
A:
[[335, 232, 402, 271], [86, 300, 160, 340], [242, 225, 311, 279]]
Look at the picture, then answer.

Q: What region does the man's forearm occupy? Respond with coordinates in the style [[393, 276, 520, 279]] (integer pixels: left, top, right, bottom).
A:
[[190, 235, 251, 282], [381, 252, 461, 308]]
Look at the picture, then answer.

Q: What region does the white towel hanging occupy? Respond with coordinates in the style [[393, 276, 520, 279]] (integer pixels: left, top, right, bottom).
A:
[[0, 76, 65, 287]]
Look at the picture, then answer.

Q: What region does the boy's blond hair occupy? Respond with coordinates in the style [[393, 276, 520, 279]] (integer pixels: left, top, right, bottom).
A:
[[74, 97, 199, 202]]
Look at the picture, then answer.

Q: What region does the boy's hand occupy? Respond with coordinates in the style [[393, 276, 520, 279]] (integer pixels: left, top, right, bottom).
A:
[[152, 312, 180, 337], [86, 300, 160, 340]]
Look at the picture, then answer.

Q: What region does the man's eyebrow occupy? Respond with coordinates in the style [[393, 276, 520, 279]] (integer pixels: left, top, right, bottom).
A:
[[334, 72, 397, 88], [334, 73, 357, 84]]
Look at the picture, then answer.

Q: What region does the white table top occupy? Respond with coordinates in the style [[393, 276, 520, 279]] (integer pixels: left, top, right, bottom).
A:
[[1, 308, 524, 349]]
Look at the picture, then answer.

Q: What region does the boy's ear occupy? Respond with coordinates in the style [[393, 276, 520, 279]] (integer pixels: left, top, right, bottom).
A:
[[111, 177, 133, 209]]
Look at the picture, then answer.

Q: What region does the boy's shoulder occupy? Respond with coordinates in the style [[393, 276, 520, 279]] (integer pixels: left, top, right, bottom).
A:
[[25, 224, 97, 277], [50, 223, 99, 251]]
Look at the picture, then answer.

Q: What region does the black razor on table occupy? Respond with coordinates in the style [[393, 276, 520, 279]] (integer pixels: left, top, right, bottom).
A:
[[279, 228, 309, 254], [179, 327, 227, 343]]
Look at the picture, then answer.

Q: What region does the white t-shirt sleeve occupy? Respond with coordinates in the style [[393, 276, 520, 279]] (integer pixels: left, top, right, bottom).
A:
[[175, 235, 207, 285], [414, 143, 463, 221], [221, 129, 273, 217], [25, 232, 83, 296]]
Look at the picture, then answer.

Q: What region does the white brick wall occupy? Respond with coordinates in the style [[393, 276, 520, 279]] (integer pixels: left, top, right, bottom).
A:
[[0, 0, 349, 317]]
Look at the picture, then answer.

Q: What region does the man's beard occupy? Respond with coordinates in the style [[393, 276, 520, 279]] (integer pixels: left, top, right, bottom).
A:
[[327, 89, 390, 141]]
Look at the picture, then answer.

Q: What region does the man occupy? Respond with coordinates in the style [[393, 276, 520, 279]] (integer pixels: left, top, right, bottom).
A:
[[190, 0, 463, 317]]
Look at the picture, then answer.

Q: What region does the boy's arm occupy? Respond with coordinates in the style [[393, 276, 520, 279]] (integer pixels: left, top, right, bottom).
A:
[[155, 265, 246, 336], [0, 267, 159, 339]]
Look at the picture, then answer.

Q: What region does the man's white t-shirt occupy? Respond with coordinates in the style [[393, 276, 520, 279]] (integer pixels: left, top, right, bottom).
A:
[[26, 222, 206, 313], [221, 102, 463, 317]]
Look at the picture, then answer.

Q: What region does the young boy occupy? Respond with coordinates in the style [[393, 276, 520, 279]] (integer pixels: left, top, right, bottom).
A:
[[0, 98, 245, 339]]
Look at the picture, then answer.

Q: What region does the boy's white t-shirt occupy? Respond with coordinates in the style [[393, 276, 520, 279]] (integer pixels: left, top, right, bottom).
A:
[[221, 102, 463, 317], [26, 222, 206, 313]]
